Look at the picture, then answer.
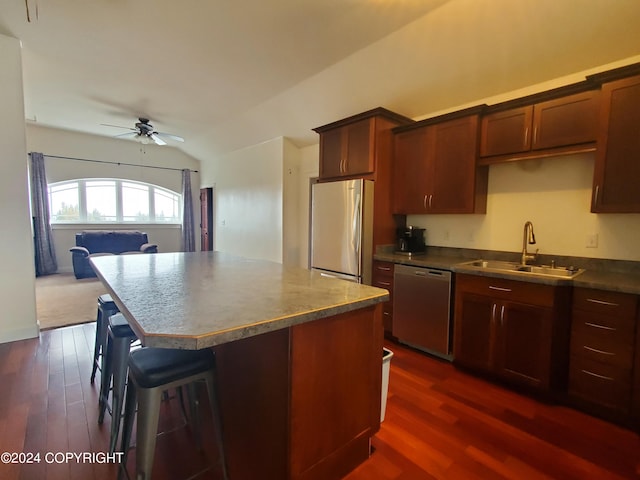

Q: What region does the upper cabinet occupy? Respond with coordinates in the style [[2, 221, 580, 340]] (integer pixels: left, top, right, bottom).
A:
[[313, 108, 413, 181], [393, 109, 488, 214], [479, 88, 599, 164], [591, 74, 640, 213]]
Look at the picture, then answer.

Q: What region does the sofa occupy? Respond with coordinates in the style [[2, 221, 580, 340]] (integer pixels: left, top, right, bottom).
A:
[[69, 230, 158, 279]]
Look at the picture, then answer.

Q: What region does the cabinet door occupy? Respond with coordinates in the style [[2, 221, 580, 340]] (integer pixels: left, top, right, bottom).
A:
[[592, 75, 640, 213], [372, 261, 394, 335], [496, 301, 553, 389], [430, 115, 481, 213], [453, 292, 494, 372], [344, 118, 375, 176], [393, 127, 430, 213], [480, 106, 532, 157], [318, 128, 344, 179], [532, 90, 599, 150]]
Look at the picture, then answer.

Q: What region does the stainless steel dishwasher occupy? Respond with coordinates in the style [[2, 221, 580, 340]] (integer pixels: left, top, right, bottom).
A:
[[392, 264, 452, 360]]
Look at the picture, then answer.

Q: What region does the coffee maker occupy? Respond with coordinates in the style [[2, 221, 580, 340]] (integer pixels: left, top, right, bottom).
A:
[[395, 226, 426, 254]]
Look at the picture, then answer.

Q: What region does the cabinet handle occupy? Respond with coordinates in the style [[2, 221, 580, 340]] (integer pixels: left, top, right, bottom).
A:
[[583, 346, 615, 356], [377, 266, 391, 272], [584, 322, 616, 331], [377, 281, 392, 287], [491, 303, 497, 325], [423, 195, 428, 210], [581, 369, 614, 382], [533, 126, 538, 145], [586, 298, 619, 307], [428, 194, 433, 209], [593, 185, 599, 206], [500, 305, 505, 326], [489, 286, 512, 292], [524, 127, 529, 146]]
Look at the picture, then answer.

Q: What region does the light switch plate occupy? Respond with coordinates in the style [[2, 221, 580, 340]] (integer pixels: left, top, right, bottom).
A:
[[586, 233, 598, 248]]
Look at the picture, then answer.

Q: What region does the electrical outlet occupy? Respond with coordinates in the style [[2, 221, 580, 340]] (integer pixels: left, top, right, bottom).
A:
[[586, 233, 598, 248]]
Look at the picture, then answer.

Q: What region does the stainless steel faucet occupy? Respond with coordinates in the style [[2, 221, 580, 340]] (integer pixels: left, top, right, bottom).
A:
[[521, 221, 538, 265]]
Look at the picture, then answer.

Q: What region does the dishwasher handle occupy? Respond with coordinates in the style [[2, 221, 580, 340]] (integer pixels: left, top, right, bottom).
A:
[[396, 264, 451, 281]]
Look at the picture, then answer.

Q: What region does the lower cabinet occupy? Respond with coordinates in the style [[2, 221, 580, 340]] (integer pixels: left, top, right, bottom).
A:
[[372, 260, 395, 336], [568, 288, 638, 422], [453, 274, 571, 392]]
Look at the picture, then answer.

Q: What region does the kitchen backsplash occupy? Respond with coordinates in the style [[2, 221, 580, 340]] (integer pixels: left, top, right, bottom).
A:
[[406, 153, 640, 262]]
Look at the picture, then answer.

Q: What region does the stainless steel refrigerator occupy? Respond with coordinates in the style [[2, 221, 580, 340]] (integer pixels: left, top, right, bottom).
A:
[[310, 179, 374, 284]]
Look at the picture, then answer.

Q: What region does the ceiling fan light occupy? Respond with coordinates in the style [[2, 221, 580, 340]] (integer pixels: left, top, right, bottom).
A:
[[140, 135, 150, 145]]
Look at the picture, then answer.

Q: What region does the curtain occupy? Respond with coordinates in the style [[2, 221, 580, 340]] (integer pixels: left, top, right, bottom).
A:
[[30, 152, 58, 275], [181, 169, 195, 252]]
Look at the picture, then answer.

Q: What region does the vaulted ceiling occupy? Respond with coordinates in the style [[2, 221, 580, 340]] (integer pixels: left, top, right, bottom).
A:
[[2, 0, 640, 164]]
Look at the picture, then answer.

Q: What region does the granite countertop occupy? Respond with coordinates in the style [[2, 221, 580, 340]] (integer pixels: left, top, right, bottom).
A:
[[374, 248, 640, 295], [90, 251, 389, 349]]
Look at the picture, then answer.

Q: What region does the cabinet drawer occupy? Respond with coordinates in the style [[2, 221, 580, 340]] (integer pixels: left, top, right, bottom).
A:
[[372, 261, 394, 292], [570, 314, 634, 369], [372, 277, 394, 292], [455, 273, 556, 307], [569, 355, 632, 412], [372, 261, 394, 278], [573, 288, 637, 318]]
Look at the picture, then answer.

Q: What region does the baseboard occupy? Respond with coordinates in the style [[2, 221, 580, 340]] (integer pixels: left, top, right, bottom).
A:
[[0, 323, 39, 344]]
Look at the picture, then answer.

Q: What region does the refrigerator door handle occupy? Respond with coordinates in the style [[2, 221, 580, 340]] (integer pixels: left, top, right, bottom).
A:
[[353, 192, 362, 259]]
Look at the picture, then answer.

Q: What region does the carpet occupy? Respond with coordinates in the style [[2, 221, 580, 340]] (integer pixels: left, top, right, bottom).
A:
[[35, 273, 106, 330]]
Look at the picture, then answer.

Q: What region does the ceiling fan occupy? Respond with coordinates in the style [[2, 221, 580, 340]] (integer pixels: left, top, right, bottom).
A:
[[102, 118, 185, 145]]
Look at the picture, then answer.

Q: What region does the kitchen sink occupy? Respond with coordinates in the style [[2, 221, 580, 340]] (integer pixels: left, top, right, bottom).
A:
[[459, 259, 584, 278]]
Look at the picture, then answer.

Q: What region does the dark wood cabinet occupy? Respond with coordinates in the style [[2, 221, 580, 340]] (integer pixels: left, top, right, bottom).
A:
[[480, 90, 599, 163], [314, 107, 412, 181], [480, 106, 532, 157], [453, 274, 571, 392], [215, 304, 383, 480], [591, 75, 640, 213], [393, 111, 488, 214], [371, 260, 394, 336], [568, 288, 638, 419], [318, 118, 374, 178]]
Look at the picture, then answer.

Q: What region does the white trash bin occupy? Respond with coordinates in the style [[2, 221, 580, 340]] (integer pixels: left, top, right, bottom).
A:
[[381, 348, 394, 422]]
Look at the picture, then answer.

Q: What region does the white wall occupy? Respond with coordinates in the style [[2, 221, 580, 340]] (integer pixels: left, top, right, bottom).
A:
[[296, 144, 320, 268], [26, 124, 201, 272], [0, 34, 39, 343], [199, 136, 318, 268], [200, 137, 285, 263], [282, 137, 301, 266]]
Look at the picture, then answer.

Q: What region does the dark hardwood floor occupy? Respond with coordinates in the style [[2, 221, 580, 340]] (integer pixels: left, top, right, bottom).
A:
[[0, 323, 638, 480]]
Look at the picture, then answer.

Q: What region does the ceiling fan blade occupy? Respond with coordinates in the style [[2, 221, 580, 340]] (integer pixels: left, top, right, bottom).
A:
[[114, 131, 139, 139], [101, 123, 135, 131], [156, 132, 185, 143], [150, 133, 167, 146]]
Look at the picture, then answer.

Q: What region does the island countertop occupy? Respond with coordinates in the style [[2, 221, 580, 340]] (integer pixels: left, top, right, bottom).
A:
[[90, 251, 389, 349]]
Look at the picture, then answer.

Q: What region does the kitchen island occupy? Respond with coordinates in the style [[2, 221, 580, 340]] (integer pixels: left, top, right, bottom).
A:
[[90, 251, 388, 480]]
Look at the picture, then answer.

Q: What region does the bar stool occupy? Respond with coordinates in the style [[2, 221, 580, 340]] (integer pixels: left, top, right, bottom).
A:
[[90, 294, 119, 384], [119, 347, 228, 480], [98, 313, 139, 454]]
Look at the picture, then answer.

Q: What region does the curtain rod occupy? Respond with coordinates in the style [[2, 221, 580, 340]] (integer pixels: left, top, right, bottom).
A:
[[30, 152, 198, 173]]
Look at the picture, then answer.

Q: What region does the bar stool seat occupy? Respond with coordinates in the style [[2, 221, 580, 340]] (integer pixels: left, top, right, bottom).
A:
[[99, 313, 138, 454], [90, 294, 119, 384], [119, 347, 228, 480]]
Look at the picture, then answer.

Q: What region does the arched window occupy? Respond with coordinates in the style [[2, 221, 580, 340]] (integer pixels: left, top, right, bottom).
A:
[[48, 179, 181, 224]]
